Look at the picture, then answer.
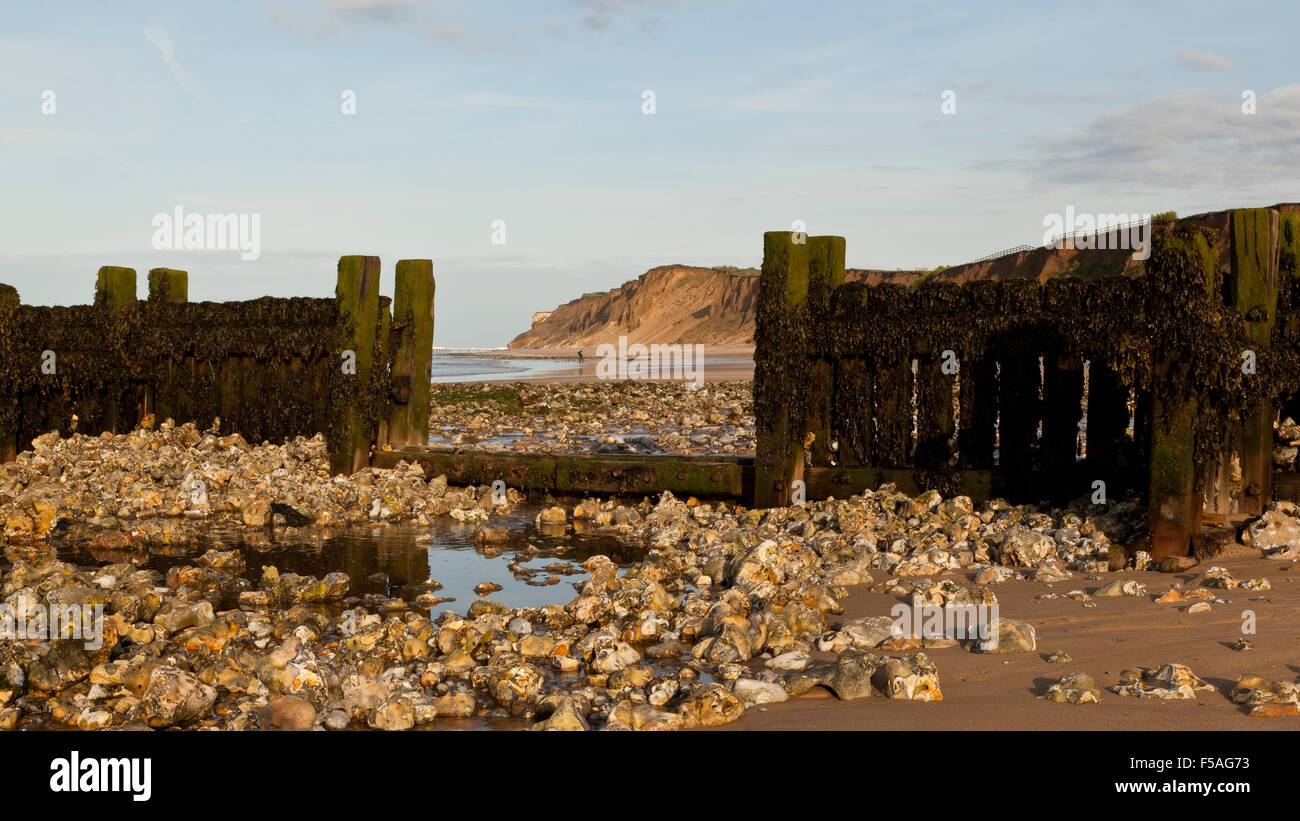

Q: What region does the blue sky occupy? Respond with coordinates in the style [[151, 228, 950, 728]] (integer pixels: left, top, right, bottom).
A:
[[2, 0, 1298, 345]]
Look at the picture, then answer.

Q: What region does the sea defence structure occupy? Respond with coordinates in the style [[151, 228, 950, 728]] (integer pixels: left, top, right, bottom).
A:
[[0, 256, 435, 475], [754, 206, 1300, 559]]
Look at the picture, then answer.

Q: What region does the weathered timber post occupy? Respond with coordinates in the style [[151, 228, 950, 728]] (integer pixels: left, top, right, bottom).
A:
[[1147, 226, 1216, 560], [915, 347, 955, 471], [1086, 359, 1133, 496], [833, 357, 873, 467], [147, 268, 188, 303], [997, 350, 1040, 493], [375, 296, 393, 446], [331, 255, 383, 475], [147, 268, 187, 422], [958, 355, 997, 469], [875, 352, 914, 467], [95, 266, 137, 433], [754, 231, 809, 508], [804, 236, 844, 467], [1042, 353, 1084, 498], [1229, 208, 1278, 516], [386, 260, 435, 447], [0, 284, 18, 462]]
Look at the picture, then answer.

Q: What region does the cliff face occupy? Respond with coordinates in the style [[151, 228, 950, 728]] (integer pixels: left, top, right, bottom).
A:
[[509, 265, 922, 349], [508, 266, 761, 349]]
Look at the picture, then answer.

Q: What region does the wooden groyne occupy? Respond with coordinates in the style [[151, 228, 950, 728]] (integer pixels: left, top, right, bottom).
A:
[[754, 206, 1300, 558], [0, 256, 435, 474]]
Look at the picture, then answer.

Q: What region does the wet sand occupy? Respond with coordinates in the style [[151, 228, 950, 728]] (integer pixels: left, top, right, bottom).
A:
[[721, 548, 1299, 731]]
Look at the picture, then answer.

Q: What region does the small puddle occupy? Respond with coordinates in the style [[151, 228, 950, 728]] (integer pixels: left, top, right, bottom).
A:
[[51, 503, 646, 613]]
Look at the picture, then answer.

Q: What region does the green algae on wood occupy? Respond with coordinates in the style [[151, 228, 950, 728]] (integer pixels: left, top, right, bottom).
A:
[[331, 255, 383, 475], [386, 260, 436, 447]]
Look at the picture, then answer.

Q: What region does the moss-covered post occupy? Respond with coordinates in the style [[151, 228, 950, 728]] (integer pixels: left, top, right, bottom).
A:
[[147, 268, 188, 303], [331, 255, 382, 474], [0, 284, 18, 462], [1146, 225, 1216, 560], [1042, 353, 1084, 498], [804, 236, 844, 467], [998, 350, 1040, 494], [915, 345, 955, 471], [754, 231, 809, 508], [375, 296, 393, 447], [1086, 359, 1133, 494], [146, 268, 187, 423], [958, 355, 997, 469], [1230, 208, 1278, 517], [386, 260, 435, 447], [833, 357, 873, 467], [875, 353, 914, 467], [95, 266, 137, 433]]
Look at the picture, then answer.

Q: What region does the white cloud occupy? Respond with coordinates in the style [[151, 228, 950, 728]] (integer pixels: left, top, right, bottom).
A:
[[1177, 50, 1234, 71], [142, 28, 205, 102], [1028, 85, 1300, 190]]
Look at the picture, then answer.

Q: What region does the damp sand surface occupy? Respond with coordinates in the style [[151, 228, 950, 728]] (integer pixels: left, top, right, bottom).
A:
[[722, 548, 1300, 732]]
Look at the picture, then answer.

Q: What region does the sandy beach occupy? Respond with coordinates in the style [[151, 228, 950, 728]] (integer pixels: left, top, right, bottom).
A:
[[725, 548, 1298, 731]]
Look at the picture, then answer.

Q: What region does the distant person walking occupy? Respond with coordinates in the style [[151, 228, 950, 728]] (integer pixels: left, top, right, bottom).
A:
[[577, 350, 584, 366]]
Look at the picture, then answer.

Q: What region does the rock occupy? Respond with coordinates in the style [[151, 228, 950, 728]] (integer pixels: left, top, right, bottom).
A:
[[154, 600, 215, 634], [971, 618, 1036, 653], [536, 507, 567, 525], [871, 653, 942, 701], [267, 695, 316, 730], [1095, 579, 1147, 597], [323, 710, 351, 730], [765, 651, 810, 671], [1047, 650, 1071, 664], [242, 498, 271, 526], [733, 678, 789, 705], [1109, 663, 1215, 700], [820, 651, 881, 700], [138, 666, 217, 727], [1042, 672, 1100, 704], [369, 698, 415, 731], [678, 683, 744, 727], [531, 695, 589, 731]]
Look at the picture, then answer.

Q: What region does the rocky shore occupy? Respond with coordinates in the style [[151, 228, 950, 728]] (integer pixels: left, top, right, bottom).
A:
[[428, 381, 754, 455], [2, 416, 1298, 731]]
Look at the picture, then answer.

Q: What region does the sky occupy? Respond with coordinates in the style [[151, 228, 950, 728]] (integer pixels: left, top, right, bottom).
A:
[[2, 0, 1298, 346]]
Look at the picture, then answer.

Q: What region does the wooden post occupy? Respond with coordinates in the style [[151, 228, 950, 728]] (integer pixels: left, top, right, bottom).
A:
[[874, 353, 913, 467], [1147, 226, 1216, 559], [331, 255, 382, 475], [754, 231, 809, 508], [915, 349, 955, 470], [1042, 353, 1084, 498], [833, 357, 873, 467], [95, 266, 136, 433], [804, 236, 844, 467], [147, 268, 188, 303], [147, 269, 187, 423], [998, 351, 1041, 493], [386, 260, 435, 447], [1149, 395, 1200, 559], [958, 355, 997, 469], [0, 284, 18, 462], [1230, 208, 1279, 516]]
